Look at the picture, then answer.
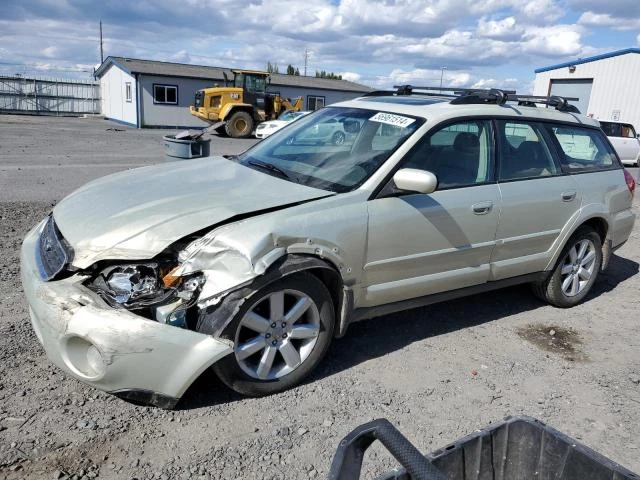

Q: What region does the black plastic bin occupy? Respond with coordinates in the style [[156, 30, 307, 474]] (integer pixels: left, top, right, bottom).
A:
[[329, 416, 638, 480]]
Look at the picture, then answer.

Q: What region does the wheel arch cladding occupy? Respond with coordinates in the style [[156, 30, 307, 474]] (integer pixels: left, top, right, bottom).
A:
[[582, 217, 608, 244], [197, 254, 344, 338]]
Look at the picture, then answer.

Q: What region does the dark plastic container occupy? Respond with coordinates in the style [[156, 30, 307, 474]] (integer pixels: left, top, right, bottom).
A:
[[328, 416, 638, 480]]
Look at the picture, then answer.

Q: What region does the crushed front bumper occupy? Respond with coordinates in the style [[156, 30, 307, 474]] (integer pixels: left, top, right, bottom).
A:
[[20, 221, 233, 408]]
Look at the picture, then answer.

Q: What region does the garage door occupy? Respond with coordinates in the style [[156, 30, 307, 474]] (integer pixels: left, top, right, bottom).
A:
[[549, 79, 593, 115]]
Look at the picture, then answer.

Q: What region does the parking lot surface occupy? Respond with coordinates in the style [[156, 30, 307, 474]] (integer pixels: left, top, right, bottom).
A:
[[1, 115, 639, 479]]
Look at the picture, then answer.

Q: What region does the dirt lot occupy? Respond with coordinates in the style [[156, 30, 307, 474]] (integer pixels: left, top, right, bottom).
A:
[[1, 115, 639, 480]]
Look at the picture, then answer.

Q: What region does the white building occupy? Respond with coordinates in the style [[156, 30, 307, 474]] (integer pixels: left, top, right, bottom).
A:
[[533, 48, 640, 130], [94, 57, 371, 128]]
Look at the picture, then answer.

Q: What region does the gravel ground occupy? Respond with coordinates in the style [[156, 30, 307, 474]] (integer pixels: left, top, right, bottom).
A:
[[1, 115, 639, 480]]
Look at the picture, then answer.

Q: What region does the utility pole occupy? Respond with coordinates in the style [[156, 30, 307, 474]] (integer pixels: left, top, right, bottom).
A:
[[99, 21, 104, 64], [439, 66, 447, 89], [304, 49, 308, 76]]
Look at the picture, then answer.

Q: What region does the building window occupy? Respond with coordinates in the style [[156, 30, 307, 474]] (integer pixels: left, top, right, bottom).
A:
[[125, 82, 132, 103], [153, 84, 178, 105], [307, 95, 325, 110]]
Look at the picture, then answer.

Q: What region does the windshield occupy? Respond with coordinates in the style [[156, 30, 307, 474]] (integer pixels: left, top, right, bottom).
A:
[[237, 107, 423, 193]]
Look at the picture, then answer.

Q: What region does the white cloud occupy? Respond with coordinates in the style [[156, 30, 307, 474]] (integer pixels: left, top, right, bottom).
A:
[[341, 72, 361, 82], [476, 17, 523, 40], [41, 46, 59, 58], [578, 11, 640, 31], [521, 25, 584, 57], [169, 50, 191, 64], [516, 0, 565, 23]]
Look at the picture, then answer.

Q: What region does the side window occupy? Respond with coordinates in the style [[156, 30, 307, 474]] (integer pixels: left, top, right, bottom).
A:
[[621, 124, 636, 138], [600, 121, 621, 137], [498, 121, 558, 180], [307, 96, 325, 110], [546, 124, 618, 171], [153, 85, 178, 105], [400, 120, 493, 189]]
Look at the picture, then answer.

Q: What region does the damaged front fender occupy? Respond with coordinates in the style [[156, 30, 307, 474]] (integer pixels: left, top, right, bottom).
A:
[[174, 195, 369, 335]]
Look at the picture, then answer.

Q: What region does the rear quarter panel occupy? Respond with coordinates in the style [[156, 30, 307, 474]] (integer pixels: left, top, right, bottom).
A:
[[571, 169, 635, 248]]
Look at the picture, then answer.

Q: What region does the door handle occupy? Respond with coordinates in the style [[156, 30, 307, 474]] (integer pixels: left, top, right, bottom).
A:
[[472, 201, 493, 215], [561, 191, 577, 202]]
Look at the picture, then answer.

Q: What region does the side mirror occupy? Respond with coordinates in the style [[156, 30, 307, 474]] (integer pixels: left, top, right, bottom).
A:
[[393, 168, 437, 194]]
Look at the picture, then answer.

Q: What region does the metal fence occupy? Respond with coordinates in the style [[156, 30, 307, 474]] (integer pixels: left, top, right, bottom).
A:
[[0, 75, 100, 115]]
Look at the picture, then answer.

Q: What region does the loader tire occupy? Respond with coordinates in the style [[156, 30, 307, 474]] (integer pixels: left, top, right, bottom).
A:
[[225, 111, 254, 138]]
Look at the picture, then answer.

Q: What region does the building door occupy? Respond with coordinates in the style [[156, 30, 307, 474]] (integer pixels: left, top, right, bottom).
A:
[[549, 79, 593, 115]]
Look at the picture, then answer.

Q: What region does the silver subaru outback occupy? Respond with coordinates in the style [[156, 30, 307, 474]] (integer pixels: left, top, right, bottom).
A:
[[21, 87, 636, 408]]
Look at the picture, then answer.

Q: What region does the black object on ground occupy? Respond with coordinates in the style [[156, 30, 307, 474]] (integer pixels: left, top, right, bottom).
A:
[[328, 415, 639, 480]]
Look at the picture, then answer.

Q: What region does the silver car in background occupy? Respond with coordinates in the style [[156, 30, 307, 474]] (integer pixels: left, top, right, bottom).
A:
[[21, 88, 636, 408]]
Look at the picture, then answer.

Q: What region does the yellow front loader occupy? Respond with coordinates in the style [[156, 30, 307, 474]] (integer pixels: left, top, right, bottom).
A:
[[189, 70, 304, 138]]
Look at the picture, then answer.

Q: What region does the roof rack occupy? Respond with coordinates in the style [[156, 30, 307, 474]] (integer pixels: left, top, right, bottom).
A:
[[377, 85, 580, 113]]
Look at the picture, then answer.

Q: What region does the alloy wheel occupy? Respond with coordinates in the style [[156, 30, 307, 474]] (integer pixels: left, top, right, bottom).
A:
[[234, 289, 321, 380]]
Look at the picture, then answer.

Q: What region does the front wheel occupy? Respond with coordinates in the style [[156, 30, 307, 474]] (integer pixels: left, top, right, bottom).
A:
[[208, 272, 335, 396], [225, 111, 254, 138], [533, 226, 602, 307]]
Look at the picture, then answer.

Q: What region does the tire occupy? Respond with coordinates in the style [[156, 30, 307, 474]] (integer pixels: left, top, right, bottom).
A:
[[208, 272, 335, 396], [332, 131, 345, 145], [225, 111, 254, 138], [533, 226, 602, 308]]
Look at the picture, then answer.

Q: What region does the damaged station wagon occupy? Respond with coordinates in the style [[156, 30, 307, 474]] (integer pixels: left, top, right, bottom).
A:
[[21, 87, 636, 408]]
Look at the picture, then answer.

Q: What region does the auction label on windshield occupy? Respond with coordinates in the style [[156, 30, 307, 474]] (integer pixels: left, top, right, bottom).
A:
[[369, 112, 416, 128]]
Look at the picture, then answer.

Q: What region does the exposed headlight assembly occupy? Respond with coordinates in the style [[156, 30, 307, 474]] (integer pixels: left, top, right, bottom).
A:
[[88, 262, 204, 328]]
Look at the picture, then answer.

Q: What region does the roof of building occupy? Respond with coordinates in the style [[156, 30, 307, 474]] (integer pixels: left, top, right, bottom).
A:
[[535, 47, 640, 73], [95, 56, 372, 93]]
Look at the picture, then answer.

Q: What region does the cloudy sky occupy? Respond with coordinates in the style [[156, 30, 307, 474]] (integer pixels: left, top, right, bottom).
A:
[[0, 0, 638, 93]]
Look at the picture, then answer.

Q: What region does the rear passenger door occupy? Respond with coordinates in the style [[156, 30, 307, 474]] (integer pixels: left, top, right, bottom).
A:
[[491, 120, 582, 280]]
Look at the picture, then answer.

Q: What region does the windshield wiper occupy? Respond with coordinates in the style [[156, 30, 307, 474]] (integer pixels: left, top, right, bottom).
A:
[[247, 159, 291, 180]]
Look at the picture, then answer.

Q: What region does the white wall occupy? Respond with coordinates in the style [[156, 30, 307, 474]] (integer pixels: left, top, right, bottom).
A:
[[533, 53, 640, 129], [100, 65, 137, 126]]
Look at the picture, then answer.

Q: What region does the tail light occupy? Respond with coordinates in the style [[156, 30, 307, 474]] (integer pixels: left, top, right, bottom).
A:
[[623, 169, 636, 199]]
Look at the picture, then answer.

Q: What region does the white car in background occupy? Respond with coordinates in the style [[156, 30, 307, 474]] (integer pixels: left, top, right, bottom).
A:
[[255, 110, 311, 139], [599, 120, 640, 166]]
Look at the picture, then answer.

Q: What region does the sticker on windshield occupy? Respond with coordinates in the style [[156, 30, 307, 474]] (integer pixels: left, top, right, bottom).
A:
[[369, 112, 416, 128]]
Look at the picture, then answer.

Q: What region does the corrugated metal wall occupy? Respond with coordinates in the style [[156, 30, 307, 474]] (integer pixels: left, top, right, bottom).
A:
[[533, 53, 640, 129], [0, 76, 100, 115]]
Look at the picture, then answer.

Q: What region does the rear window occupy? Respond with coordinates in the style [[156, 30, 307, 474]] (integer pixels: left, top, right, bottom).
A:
[[600, 121, 637, 138], [546, 125, 619, 172]]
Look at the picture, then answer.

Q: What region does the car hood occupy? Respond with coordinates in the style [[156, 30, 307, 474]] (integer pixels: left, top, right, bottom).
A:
[[53, 156, 331, 268], [261, 121, 287, 128]]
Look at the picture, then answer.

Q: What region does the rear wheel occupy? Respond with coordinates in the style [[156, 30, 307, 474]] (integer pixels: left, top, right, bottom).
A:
[[225, 111, 254, 138], [533, 226, 602, 307], [209, 272, 335, 396]]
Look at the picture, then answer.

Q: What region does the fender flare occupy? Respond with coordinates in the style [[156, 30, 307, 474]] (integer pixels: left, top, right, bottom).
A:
[[197, 254, 352, 338]]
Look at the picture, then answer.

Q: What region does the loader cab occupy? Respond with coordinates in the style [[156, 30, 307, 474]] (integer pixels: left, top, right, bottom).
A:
[[232, 70, 269, 111]]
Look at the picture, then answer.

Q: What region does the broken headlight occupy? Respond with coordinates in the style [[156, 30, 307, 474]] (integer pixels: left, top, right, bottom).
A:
[[88, 262, 204, 328]]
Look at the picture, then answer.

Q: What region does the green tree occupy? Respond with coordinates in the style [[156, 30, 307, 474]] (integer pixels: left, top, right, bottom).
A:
[[266, 61, 280, 74], [286, 64, 295, 75], [315, 70, 342, 80]]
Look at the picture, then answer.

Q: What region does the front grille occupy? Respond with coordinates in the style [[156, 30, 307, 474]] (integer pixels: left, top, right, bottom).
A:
[[36, 216, 72, 281]]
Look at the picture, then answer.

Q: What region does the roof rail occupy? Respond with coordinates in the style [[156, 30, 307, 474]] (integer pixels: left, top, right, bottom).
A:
[[509, 95, 580, 113], [386, 85, 580, 113]]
